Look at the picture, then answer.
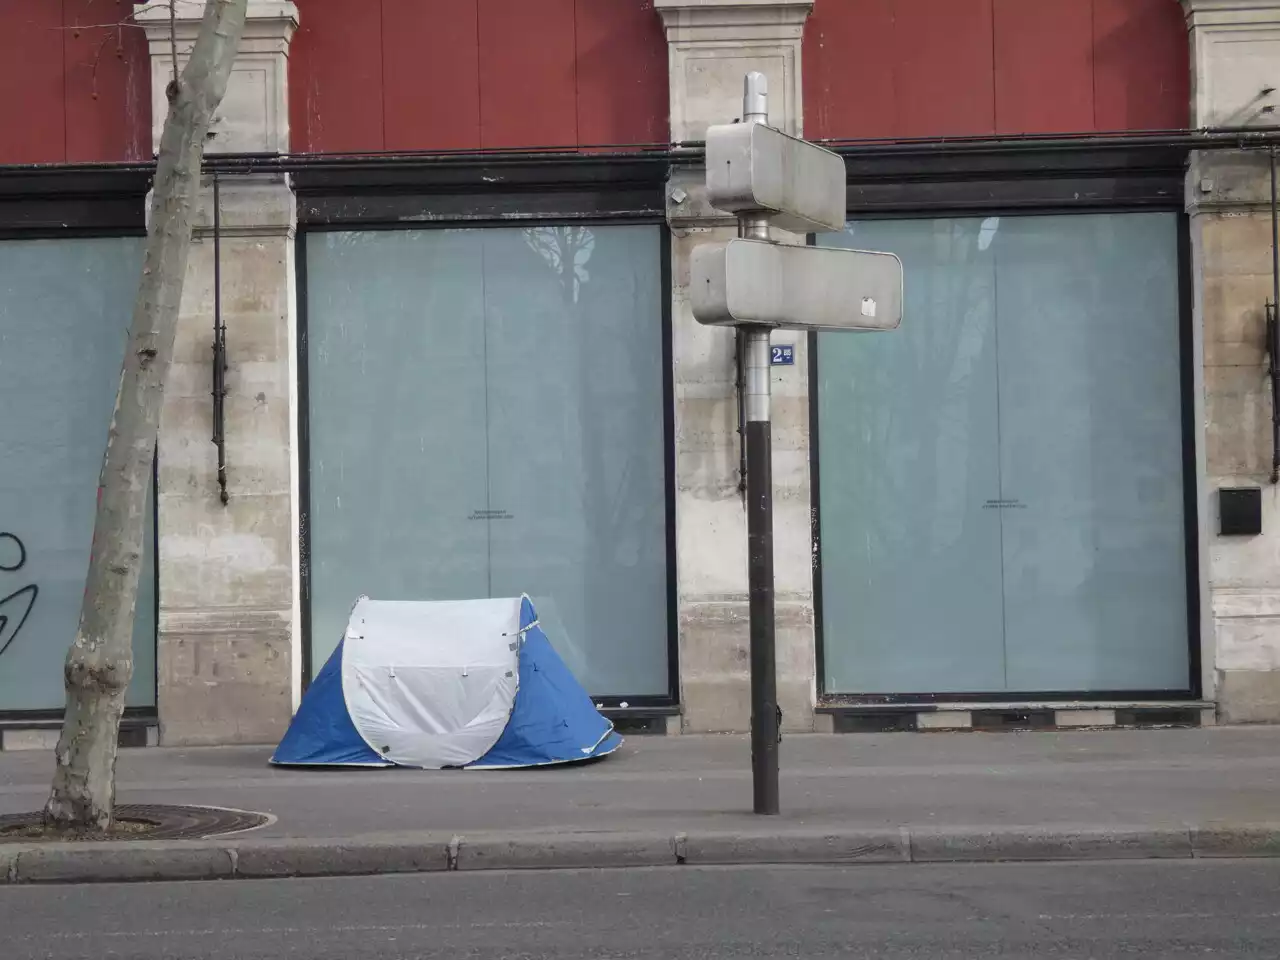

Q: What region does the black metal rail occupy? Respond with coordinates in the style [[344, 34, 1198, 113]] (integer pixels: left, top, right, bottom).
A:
[[0, 126, 1279, 181], [820, 126, 1280, 154]]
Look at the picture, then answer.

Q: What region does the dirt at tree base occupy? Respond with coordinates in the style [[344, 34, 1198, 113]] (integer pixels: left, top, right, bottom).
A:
[[0, 818, 155, 842], [0, 804, 270, 842]]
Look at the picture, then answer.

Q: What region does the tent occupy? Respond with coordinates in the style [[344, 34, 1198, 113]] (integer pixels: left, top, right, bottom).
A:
[[271, 595, 623, 769]]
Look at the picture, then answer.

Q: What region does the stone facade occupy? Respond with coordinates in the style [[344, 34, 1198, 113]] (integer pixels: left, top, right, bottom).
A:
[[657, 0, 818, 733], [1182, 0, 1280, 722], [137, 1, 299, 744], [76, 0, 1280, 744]]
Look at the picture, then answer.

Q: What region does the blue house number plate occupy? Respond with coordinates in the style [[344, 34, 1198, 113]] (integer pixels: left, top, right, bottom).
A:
[[770, 344, 795, 366]]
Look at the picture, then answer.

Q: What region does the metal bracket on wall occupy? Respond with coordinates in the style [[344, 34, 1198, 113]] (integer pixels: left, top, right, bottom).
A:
[[211, 174, 229, 504]]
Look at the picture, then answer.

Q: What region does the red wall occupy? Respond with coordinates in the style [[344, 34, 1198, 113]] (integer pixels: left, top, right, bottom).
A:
[[803, 0, 1190, 141], [0, 0, 150, 164], [288, 0, 669, 153], [0, 0, 1190, 164]]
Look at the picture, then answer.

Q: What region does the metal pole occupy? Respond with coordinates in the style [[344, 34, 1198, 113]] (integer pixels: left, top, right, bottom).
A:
[[740, 71, 780, 815], [744, 326, 779, 815]]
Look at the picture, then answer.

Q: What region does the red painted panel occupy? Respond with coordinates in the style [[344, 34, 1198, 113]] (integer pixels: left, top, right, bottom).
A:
[[993, 0, 1093, 134], [64, 0, 150, 161], [478, 0, 577, 148], [290, 0, 385, 152], [803, 0, 897, 141], [0, 0, 65, 162], [1094, 0, 1188, 131], [894, 0, 995, 138], [383, 0, 481, 151], [574, 0, 667, 145]]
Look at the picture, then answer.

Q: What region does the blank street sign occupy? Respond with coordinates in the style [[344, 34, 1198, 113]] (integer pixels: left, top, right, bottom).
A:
[[705, 122, 846, 234], [690, 238, 903, 332]]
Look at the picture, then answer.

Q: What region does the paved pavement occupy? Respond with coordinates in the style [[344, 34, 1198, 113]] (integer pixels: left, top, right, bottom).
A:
[[1, 728, 1279, 881], [4, 728, 1280, 835], [6, 860, 1280, 958]]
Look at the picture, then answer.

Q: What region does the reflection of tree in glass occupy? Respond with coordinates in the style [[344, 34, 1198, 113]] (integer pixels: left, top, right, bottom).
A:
[[522, 226, 596, 303], [978, 216, 1000, 251], [504, 226, 598, 680], [517, 227, 662, 693], [832, 219, 996, 593]]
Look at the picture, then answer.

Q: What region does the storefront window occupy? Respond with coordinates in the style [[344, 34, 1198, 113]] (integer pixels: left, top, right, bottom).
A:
[[0, 237, 156, 711], [305, 224, 669, 697], [816, 212, 1188, 694]]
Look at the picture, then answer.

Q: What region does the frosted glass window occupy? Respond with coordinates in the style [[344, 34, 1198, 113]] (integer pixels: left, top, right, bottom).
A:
[[817, 213, 1188, 694], [0, 237, 156, 711], [305, 225, 669, 696]]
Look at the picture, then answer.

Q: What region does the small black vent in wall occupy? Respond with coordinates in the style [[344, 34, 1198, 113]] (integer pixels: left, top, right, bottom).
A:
[[1220, 487, 1263, 536]]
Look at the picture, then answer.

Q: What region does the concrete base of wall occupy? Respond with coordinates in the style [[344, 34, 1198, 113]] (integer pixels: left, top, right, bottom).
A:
[[0, 721, 158, 751], [157, 608, 292, 746], [679, 677, 816, 734], [1217, 670, 1280, 723], [678, 599, 816, 734], [818, 701, 1218, 732]]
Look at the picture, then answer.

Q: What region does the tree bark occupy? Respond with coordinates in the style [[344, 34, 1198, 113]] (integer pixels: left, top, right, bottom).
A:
[[44, 0, 249, 831]]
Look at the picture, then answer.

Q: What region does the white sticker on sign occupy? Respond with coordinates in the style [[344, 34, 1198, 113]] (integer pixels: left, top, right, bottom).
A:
[[861, 297, 877, 318]]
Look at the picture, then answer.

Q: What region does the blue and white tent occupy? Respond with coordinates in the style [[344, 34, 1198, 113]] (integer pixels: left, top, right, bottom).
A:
[[271, 595, 622, 769]]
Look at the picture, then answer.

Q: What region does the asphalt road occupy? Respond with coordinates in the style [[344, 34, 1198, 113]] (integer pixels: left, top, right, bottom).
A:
[[5, 860, 1280, 959]]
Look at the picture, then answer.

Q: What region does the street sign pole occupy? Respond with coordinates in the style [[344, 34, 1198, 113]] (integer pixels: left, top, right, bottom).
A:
[[694, 72, 903, 816], [743, 322, 779, 815], [738, 74, 780, 816]]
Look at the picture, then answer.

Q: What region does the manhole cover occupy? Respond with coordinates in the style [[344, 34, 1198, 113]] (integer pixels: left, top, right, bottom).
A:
[[0, 804, 270, 843]]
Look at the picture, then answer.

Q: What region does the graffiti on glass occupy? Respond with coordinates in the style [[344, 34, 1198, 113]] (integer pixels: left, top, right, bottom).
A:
[[0, 533, 38, 661]]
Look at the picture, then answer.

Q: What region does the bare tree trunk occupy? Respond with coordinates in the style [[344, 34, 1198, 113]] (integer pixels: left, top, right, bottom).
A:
[[44, 0, 249, 831]]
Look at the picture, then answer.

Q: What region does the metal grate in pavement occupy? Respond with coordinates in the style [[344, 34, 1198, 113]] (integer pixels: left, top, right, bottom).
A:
[[0, 804, 269, 843]]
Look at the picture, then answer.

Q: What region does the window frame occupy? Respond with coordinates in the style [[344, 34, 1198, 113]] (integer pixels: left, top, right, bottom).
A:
[[0, 195, 160, 720], [295, 157, 679, 707], [809, 145, 1200, 703]]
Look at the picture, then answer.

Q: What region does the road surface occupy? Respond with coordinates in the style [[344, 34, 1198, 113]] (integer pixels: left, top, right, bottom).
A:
[[5, 860, 1280, 959]]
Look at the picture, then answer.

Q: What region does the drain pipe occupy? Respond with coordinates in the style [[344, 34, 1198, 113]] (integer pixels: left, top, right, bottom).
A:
[[211, 173, 229, 504], [1269, 147, 1280, 483]]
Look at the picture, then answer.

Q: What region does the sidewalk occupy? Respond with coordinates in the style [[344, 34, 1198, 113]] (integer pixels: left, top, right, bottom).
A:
[[2, 727, 1279, 882]]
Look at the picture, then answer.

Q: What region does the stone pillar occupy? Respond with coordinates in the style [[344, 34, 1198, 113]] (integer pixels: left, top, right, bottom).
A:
[[655, 0, 817, 733], [135, 1, 300, 744], [1181, 0, 1280, 722]]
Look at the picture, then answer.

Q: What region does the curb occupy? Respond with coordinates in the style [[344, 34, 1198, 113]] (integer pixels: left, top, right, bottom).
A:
[[3, 823, 1280, 885]]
